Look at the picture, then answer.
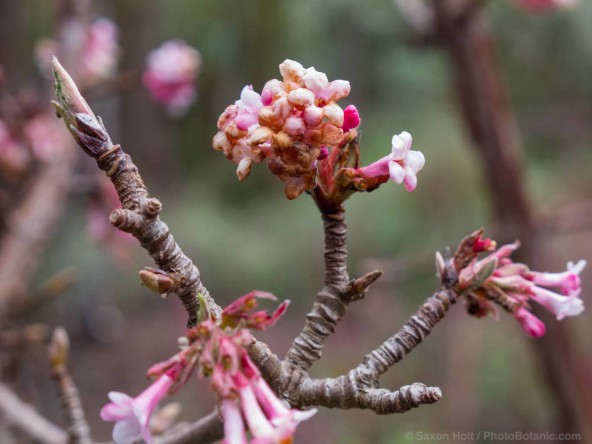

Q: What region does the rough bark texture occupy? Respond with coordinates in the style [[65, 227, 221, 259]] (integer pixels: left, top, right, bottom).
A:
[[51, 365, 91, 444], [285, 207, 350, 369]]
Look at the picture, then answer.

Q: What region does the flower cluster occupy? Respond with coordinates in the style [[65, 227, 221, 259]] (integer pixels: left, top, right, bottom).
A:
[[213, 60, 425, 201], [142, 40, 201, 117], [514, 0, 578, 12], [213, 59, 362, 199], [101, 291, 314, 443], [455, 232, 586, 338]]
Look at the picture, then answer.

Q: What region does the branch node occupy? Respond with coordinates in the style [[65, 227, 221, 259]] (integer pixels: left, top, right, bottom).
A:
[[145, 198, 163, 218]]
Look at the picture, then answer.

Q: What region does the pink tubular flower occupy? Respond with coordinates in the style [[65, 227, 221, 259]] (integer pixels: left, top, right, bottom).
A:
[[514, 308, 546, 338], [514, 0, 577, 12], [143, 40, 201, 116], [358, 131, 425, 192], [525, 260, 586, 296], [100, 373, 174, 444], [457, 236, 586, 337]]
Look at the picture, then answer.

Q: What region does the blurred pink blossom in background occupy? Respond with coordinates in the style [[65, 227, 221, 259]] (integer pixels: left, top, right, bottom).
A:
[[79, 18, 119, 85], [142, 40, 201, 116]]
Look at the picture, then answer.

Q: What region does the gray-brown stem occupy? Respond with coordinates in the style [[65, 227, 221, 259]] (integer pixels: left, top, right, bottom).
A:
[[285, 207, 352, 369]]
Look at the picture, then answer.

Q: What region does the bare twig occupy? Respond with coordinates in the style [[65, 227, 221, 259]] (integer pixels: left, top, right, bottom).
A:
[[0, 382, 67, 444], [51, 58, 220, 326], [286, 206, 361, 370], [48, 327, 91, 444]]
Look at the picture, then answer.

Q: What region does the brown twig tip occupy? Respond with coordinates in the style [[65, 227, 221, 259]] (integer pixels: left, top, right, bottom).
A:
[[365, 383, 442, 415], [48, 327, 70, 368]]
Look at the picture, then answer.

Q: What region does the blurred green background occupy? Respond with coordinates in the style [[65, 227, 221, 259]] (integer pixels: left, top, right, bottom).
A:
[[2, 0, 592, 442]]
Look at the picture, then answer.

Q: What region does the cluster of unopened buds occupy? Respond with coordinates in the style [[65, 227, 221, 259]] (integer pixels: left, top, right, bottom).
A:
[[101, 291, 315, 443], [444, 231, 586, 338], [213, 59, 425, 201], [142, 40, 202, 117]]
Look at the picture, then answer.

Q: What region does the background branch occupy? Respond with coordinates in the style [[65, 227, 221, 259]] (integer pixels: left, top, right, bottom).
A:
[[0, 382, 68, 444]]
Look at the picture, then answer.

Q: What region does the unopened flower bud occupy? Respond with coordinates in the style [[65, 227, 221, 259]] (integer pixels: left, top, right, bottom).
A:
[[51, 58, 95, 132], [288, 88, 315, 107], [48, 326, 70, 368], [139, 268, 178, 294]]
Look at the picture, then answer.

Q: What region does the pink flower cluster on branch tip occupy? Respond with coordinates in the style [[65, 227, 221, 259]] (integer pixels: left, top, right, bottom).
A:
[[213, 59, 360, 199], [213, 59, 426, 203], [142, 40, 201, 117], [102, 291, 311, 444], [514, 0, 578, 12], [456, 236, 586, 338]]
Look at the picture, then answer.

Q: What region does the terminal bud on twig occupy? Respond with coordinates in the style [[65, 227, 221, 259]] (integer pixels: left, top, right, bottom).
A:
[[48, 326, 70, 368]]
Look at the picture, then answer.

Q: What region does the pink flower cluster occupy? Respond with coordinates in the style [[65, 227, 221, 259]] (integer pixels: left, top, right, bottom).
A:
[[213, 60, 426, 201], [142, 40, 201, 117], [213, 59, 361, 199], [458, 235, 586, 338], [101, 291, 314, 444], [514, 0, 577, 12]]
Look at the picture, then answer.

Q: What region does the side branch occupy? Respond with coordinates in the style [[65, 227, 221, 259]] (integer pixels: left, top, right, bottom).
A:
[[51, 58, 220, 326], [285, 206, 358, 370], [360, 286, 457, 380], [288, 274, 458, 413]]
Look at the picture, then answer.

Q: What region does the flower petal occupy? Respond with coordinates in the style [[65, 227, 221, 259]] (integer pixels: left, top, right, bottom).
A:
[[388, 160, 405, 184], [112, 417, 142, 444]]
